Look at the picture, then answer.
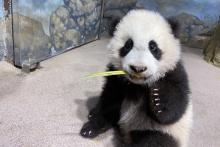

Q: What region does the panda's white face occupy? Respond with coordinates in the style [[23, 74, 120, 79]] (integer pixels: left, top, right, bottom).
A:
[[108, 10, 181, 84], [121, 39, 160, 84]]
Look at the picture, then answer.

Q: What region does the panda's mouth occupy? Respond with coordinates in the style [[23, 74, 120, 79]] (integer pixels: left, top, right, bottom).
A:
[[128, 73, 152, 81]]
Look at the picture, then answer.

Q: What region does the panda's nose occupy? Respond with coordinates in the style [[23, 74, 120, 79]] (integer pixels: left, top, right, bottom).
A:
[[129, 65, 147, 73]]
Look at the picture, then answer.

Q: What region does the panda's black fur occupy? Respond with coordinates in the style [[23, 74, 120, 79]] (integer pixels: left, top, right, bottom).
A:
[[80, 10, 191, 147]]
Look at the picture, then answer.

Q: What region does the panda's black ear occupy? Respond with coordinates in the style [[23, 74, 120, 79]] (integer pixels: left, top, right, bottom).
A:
[[108, 17, 121, 37], [167, 18, 180, 38]]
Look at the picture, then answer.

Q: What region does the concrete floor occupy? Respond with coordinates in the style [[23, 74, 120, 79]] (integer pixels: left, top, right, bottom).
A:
[[0, 39, 220, 147]]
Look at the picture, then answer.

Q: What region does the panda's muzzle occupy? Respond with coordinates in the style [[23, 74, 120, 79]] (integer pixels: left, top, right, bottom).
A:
[[129, 65, 147, 73]]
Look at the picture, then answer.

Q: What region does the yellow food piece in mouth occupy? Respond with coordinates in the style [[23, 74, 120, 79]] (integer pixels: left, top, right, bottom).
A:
[[131, 74, 142, 78], [84, 70, 126, 78]]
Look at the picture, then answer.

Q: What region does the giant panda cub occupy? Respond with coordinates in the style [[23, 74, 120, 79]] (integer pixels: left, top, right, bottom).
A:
[[80, 9, 193, 147]]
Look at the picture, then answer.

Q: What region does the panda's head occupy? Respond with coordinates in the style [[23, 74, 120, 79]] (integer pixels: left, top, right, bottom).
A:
[[108, 10, 181, 85]]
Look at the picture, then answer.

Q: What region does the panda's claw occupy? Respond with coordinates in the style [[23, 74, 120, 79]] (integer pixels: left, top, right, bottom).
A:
[[88, 107, 99, 120], [158, 110, 162, 113], [154, 98, 160, 101], [88, 130, 92, 135], [150, 87, 164, 115], [88, 114, 92, 119], [155, 103, 160, 106], [153, 93, 159, 96], [153, 88, 159, 91]]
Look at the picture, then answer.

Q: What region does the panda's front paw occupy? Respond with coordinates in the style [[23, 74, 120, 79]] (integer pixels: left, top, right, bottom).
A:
[[80, 121, 100, 138], [80, 120, 110, 138], [150, 88, 163, 115]]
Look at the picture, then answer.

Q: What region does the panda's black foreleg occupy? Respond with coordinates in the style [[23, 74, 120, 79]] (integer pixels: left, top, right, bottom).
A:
[[148, 77, 189, 125], [115, 130, 178, 147], [80, 76, 124, 138], [80, 108, 111, 138], [80, 102, 122, 138]]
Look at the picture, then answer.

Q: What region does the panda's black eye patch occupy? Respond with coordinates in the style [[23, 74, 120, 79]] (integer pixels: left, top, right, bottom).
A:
[[119, 39, 133, 57], [149, 40, 162, 60]]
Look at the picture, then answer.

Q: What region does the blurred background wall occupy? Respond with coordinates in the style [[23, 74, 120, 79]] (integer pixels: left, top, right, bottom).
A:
[[10, 0, 102, 67], [0, 0, 219, 67]]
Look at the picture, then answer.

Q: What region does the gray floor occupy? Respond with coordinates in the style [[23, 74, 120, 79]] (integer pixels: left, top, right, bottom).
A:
[[0, 39, 220, 147]]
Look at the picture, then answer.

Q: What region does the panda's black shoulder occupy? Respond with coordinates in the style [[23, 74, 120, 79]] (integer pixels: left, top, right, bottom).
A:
[[163, 61, 189, 91], [157, 61, 190, 107], [147, 61, 190, 124]]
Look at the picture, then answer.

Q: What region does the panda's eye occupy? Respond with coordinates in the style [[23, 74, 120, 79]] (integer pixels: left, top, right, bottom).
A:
[[119, 39, 133, 57], [149, 40, 158, 52], [149, 40, 162, 60], [124, 39, 133, 49]]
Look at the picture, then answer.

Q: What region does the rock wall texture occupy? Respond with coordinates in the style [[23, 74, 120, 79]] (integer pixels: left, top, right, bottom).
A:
[[0, 1, 6, 61], [12, 13, 52, 65], [101, 0, 138, 33], [172, 13, 212, 49], [4, 0, 102, 66], [0, 19, 6, 61], [0, 17, 14, 63], [204, 23, 220, 67], [103, 0, 219, 50], [50, 0, 101, 51]]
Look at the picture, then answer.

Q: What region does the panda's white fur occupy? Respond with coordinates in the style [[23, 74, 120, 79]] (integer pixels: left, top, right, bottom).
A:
[[108, 10, 181, 84], [109, 10, 193, 147], [119, 98, 193, 147]]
